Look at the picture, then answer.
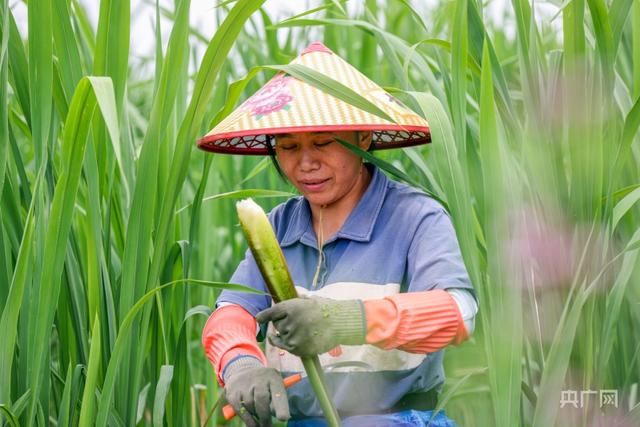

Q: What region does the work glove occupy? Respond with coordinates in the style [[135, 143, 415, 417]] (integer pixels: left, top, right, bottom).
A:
[[223, 356, 291, 427], [256, 297, 366, 357]]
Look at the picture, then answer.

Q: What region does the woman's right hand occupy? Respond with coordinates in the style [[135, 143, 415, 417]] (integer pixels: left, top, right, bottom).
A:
[[223, 356, 291, 427]]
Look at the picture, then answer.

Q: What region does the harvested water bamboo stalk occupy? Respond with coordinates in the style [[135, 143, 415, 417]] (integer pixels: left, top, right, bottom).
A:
[[236, 198, 342, 427]]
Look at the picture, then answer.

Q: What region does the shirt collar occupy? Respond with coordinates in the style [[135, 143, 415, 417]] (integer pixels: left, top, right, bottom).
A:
[[280, 164, 388, 247]]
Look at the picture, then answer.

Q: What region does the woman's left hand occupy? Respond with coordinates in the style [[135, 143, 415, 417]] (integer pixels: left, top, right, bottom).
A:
[[256, 297, 366, 357]]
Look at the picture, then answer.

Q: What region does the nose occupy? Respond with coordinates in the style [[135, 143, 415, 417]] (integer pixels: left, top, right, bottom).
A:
[[298, 146, 320, 172]]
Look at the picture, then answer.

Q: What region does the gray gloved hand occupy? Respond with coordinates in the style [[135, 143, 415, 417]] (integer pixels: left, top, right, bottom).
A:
[[256, 297, 366, 357], [223, 356, 290, 427]]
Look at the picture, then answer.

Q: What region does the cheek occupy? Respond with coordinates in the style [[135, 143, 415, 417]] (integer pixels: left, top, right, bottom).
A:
[[275, 154, 295, 174], [336, 160, 361, 181]]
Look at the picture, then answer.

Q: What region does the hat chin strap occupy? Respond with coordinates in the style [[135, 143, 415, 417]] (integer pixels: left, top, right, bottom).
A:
[[311, 206, 325, 290], [310, 164, 366, 289]]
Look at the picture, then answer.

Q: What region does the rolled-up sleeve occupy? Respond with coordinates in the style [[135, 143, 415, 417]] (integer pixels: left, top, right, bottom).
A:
[[406, 207, 476, 296]]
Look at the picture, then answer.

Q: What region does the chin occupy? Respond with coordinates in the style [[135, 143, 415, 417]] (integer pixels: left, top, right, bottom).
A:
[[304, 194, 333, 207]]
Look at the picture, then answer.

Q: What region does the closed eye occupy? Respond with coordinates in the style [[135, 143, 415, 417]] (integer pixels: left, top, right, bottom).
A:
[[315, 140, 334, 147]]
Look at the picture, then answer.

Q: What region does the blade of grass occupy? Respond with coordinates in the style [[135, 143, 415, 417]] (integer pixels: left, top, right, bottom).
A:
[[402, 147, 444, 197], [450, 0, 468, 157], [467, 0, 521, 137], [135, 384, 151, 425], [597, 228, 640, 369], [93, 0, 134, 208], [269, 63, 395, 123], [532, 288, 591, 427], [152, 365, 173, 427], [0, 0, 8, 202], [56, 364, 83, 427], [130, 5, 267, 422], [27, 0, 53, 169], [25, 76, 118, 425], [0, 404, 19, 426], [612, 186, 640, 230], [335, 138, 445, 207], [7, 11, 30, 127], [9, 389, 31, 420], [94, 0, 129, 111], [171, 306, 211, 426], [95, 280, 264, 426], [272, 17, 446, 102], [78, 314, 102, 425], [634, 1, 640, 98], [236, 157, 271, 187], [52, 0, 84, 98], [427, 368, 488, 427], [587, 0, 614, 68], [0, 166, 43, 404], [612, 94, 640, 173], [117, 0, 192, 319], [479, 39, 522, 427], [115, 0, 192, 419], [609, 0, 634, 52], [176, 189, 294, 215]]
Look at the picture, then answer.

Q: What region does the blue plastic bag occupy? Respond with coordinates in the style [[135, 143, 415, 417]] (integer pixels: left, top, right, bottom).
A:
[[287, 410, 459, 426]]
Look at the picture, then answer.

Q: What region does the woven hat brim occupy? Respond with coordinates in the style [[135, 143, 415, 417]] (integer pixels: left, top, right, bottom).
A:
[[198, 124, 431, 155], [198, 42, 431, 155]]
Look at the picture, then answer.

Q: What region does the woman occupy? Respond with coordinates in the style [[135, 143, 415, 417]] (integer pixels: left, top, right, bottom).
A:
[[198, 42, 478, 427]]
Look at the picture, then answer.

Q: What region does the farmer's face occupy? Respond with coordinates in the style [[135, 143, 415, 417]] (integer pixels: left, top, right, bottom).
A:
[[274, 131, 373, 210]]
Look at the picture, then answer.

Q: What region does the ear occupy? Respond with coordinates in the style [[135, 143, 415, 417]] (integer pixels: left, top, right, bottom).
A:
[[357, 131, 373, 151]]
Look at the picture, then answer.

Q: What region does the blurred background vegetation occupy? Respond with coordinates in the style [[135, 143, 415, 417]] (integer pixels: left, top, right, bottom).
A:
[[1, 0, 639, 425]]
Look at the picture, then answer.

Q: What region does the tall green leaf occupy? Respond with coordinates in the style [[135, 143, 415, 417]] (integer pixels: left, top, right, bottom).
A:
[[0, 0, 8, 202], [95, 280, 263, 426], [0, 167, 43, 404], [52, 0, 84, 98], [78, 315, 102, 425], [7, 11, 30, 126], [27, 0, 53, 169], [152, 365, 173, 427], [450, 0, 468, 157], [532, 289, 591, 427], [117, 0, 266, 423], [25, 76, 118, 425], [114, 0, 192, 419]]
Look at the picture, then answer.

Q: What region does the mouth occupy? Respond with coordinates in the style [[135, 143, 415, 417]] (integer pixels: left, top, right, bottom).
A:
[[299, 178, 330, 192]]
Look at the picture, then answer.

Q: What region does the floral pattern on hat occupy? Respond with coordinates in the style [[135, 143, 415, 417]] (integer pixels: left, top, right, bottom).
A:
[[243, 74, 294, 120]]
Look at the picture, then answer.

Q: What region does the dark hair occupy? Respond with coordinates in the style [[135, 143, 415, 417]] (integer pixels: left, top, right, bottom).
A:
[[265, 135, 287, 180]]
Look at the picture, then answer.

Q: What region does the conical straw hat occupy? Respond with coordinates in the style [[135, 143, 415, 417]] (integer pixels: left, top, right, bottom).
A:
[[197, 42, 430, 155]]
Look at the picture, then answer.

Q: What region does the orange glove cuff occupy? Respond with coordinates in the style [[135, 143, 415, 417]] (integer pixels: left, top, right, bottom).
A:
[[201, 305, 267, 386], [364, 289, 469, 353]]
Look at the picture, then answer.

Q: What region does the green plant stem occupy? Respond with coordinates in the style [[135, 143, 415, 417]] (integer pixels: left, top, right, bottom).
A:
[[301, 357, 342, 426], [236, 198, 341, 426]]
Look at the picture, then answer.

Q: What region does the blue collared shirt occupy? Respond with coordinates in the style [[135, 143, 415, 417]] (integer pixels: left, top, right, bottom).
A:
[[217, 164, 476, 418]]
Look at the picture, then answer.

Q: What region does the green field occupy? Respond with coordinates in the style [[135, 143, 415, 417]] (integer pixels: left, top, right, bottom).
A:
[[1, 0, 639, 425]]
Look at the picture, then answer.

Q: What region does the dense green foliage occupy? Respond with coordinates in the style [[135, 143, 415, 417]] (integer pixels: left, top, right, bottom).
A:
[[1, 0, 639, 425]]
